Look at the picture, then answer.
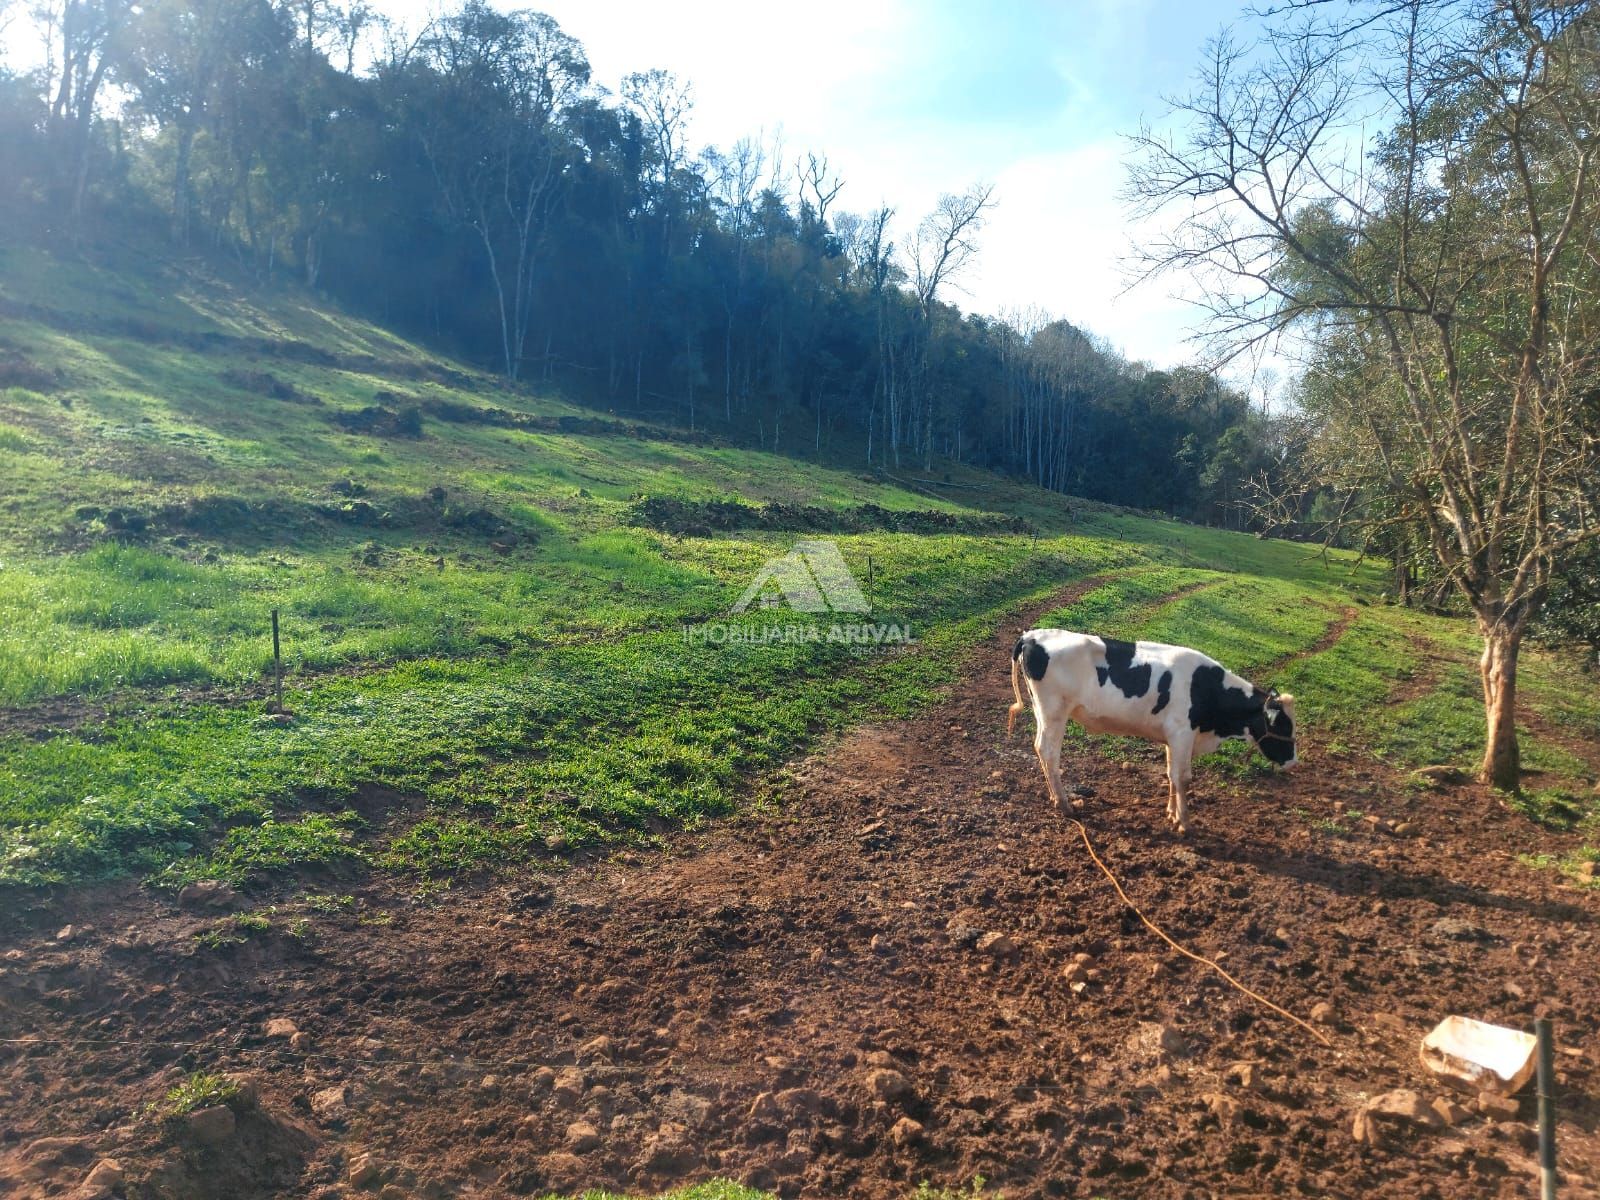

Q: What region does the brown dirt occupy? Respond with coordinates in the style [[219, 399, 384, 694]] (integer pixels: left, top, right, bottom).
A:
[[3, 595, 1599, 1200]]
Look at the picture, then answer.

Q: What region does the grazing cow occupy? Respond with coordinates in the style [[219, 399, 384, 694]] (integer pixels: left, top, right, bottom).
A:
[[1008, 629, 1297, 834]]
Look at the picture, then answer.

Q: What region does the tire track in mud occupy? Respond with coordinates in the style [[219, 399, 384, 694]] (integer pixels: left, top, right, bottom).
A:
[[1258, 604, 1361, 679], [1030, 572, 1227, 637]]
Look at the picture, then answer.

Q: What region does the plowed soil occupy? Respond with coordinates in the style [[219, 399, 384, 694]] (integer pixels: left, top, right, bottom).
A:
[[3, 587, 1598, 1200]]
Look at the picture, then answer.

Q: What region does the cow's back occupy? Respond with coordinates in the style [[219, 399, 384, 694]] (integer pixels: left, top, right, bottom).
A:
[[1015, 628, 1238, 741]]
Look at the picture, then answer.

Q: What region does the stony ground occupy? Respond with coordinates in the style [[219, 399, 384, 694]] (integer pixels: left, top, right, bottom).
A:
[[2, 587, 1598, 1200]]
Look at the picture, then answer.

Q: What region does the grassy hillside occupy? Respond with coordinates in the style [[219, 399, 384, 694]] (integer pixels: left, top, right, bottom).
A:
[[1, 238, 1595, 892]]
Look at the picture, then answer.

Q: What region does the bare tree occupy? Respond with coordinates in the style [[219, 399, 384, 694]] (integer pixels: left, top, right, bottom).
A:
[[901, 182, 995, 464], [907, 182, 995, 318], [705, 135, 765, 420], [1129, 0, 1600, 790], [834, 205, 898, 464], [332, 1, 378, 73], [410, 2, 589, 379], [795, 151, 843, 225], [623, 68, 692, 205]]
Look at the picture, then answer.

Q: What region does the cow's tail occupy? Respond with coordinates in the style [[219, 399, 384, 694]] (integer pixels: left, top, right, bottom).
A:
[[1007, 638, 1029, 736]]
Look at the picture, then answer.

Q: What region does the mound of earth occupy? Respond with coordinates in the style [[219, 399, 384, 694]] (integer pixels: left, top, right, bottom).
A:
[[331, 403, 424, 439], [221, 368, 321, 405], [421, 397, 718, 446], [627, 495, 1031, 538], [61, 487, 533, 550]]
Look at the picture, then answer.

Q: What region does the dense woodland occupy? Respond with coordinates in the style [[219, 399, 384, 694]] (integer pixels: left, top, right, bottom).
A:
[[0, 0, 1282, 527]]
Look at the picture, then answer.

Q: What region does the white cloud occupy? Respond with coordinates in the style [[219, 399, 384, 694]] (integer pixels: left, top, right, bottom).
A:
[[964, 141, 1205, 367]]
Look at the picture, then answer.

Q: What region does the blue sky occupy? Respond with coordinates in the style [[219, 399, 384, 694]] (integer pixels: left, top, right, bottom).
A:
[[520, 0, 1261, 377]]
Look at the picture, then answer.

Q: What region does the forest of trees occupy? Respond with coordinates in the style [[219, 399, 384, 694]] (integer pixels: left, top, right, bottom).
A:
[[0, 0, 1283, 527]]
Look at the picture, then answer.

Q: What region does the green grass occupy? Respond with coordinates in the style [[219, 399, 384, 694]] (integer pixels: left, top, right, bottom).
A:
[[193, 909, 274, 949], [0, 237, 1593, 893], [1509, 789, 1598, 833], [541, 1184, 772, 1200], [1518, 846, 1600, 887], [149, 1071, 242, 1118], [536, 1182, 1002, 1200], [909, 1178, 1002, 1200]]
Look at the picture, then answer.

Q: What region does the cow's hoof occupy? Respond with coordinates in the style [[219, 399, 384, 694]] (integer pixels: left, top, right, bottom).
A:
[[1070, 798, 1086, 811]]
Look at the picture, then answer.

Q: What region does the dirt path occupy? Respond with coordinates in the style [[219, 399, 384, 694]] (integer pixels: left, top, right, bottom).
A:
[[1263, 604, 1359, 677], [3, 590, 1599, 1200]]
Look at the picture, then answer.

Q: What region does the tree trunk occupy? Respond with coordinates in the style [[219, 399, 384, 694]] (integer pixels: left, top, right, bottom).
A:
[[474, 223, 513, 379], [1478, 622, 1522, 791], [173, 124, 194, 244]]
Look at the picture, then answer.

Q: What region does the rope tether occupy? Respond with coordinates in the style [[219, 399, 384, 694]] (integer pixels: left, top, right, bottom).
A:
[[1067, 816, 1335, 1048]]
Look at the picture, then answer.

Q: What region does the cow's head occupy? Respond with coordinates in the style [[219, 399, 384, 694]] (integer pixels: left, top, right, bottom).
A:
[[1250, 690, 1298, 768]]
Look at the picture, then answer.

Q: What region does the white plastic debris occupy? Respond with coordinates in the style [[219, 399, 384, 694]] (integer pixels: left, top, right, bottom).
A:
[[1420, 1015, 1538, 1096]]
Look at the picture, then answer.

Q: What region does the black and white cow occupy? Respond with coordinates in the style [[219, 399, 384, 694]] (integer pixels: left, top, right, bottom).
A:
[[1008, 629, 1298, 834]]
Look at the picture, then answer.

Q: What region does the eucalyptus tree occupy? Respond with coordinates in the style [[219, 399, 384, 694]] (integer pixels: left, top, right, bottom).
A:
[[34, 0, 131, 224], [401, 1, 589, 379], [902, 183, 994, 465], [117, 0, 284, 241]]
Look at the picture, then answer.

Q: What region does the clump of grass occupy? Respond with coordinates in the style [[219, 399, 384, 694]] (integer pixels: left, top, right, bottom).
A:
[[539, 1183, 774, 1200], [1519, 846, 1599, 886], [181, 814, 366, 884], [910, 1178, 1001, 1200], [303, 892, 355, 913], [150, 1071, 240, 1118], [1297, 807, 1355, 837], [194, 909, 273, 949], [1566, 847, 1600, 886], [1510, 788, 1595, 832]]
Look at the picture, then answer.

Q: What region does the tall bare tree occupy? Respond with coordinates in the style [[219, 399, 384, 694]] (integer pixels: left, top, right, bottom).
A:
[[908, 183, 995, 319], [903, 182, 994, 465], [1129, 0, 1600, 790], [705, 135, 764, 420], [408, 2, 588, 379]]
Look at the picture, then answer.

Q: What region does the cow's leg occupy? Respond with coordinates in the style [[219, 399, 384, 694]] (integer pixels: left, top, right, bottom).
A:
[[1172, 759, 1196, 835], [1164, 744, 1176, 824], [1166, 736, 1193, 834], [1032, 698, 1069, 810]]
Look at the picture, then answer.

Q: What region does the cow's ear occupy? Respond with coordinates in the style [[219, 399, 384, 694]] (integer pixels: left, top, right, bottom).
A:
[[1277, 693, 1296, 716]]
